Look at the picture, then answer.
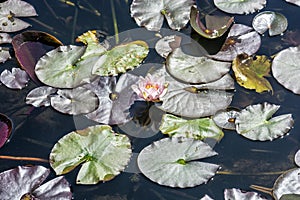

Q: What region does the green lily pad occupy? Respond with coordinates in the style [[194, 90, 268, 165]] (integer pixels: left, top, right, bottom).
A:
[[252, 11, 288, 36], [232, 53, 273, 93], [214, 0, 266, 14], [224, 188, 267, 200], [166, 48, 231, 84], [159, 113, 224, 141], [50, 125, 132, 185], [235, 102, 294, 141], [137, 137, 219, 188], [130, 0, 195, 31], [280, 194, 300, 200]]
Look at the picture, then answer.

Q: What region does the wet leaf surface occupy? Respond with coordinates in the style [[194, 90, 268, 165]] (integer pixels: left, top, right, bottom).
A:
[[0, 67, 29, 89], [214, 0, 266, 14]]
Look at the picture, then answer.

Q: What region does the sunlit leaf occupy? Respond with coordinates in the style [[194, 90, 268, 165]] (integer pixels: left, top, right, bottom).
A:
[[273, 168, 300, 200], [212, 108, 240, 130], [0, 68, 29, 89], [235, 102, 294, 141], [166, 48, 231, 84], [252, 11, 288, 36], [224, 188, 267, 200], [0, 0, 37, 32], [295, 149, 300, 167], [137, 137, 219, 188], [50, 125, 132, 185], [232, 53, 273, 93], [200, 195, 214, 200], [285, 0, 300, 6], [155, 35, 181, 58], [0, 33, 12, 44], [160, 113, 224, 141], [272, 46, 300, 94], [214, 0, 266, 14], [210, 24, 261, 61], [26, 86, 57, 107], [0, 113, 13, 148], [190, 6, 234, 39], [0, 165, 72, 200], [130, 0, 195, 31], [0, 47, 11, 63]]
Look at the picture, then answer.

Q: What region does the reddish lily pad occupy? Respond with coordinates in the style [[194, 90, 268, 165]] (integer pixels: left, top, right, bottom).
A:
[[0, 113, 13, 148]]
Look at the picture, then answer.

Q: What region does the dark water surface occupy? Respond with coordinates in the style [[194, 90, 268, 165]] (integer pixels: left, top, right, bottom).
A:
[[0, 0, 300, 199]]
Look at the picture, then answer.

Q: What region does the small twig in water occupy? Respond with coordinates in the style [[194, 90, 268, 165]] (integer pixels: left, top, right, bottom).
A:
[[0, 155, 48, 163], [250, 184, 273, 196]]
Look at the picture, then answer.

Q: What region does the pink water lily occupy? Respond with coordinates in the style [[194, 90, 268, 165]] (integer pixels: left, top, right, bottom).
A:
[[131, 73, 168, 102]]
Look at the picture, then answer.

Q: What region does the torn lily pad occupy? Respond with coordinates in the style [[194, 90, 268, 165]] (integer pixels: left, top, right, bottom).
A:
[[224, 188, 267, 200], [166, 48, 231, 84], [0, 0, 37, 32], [252, 11, 288, 36], [232, 53, 273, 93], [50, 125, 132, 185], [272, 46, 300, 94], [159, 113, 224, 141], [26, 86, 57, 107], [50, 87, 99, 115], [0, 165, 72, 200], [0, 47, 11, 63], [190, 6, 234, 39], [235, 102, 294, 141], [137, 137, 219, 188], [0, 33, 12, 44], [210, 24, 261, 61], [0, 68, 29, 89], [130, 0, 195, 31], [214, 0, 266, 14], [212, 108, 240, 130]]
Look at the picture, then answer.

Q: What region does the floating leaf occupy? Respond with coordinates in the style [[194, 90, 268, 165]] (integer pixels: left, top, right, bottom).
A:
[[50, 125, 132, 185], [137, 137, 219, 188], [26, 86, 57, 107], [0, 68, 29, 89], [272, 46, 300, 94], [50, 87, 99, 115], [232, 53, 273, 93], [85, 73, 139, 125], [0, 47, 11, 63], [285, 0, 300, 6], [252, 11, 288, 36], [212, 108, 240, 130], [210, 24, 261, 61], [200, 195, 214, 200], [0, 113, 13, 148], [0, 0, 37, 32], [224, 188, 267, 200], [155, 35, 182, 58], [280, 194, 300, 200], [130, 0, 195, 31], [295, 149, 300, 167], [166, 48, 231, 83], [159, 113, 224, 141], [0, 33, 12, 44], [273, 168, 300, 200], [213, 0, 266, 14], [190, 6, 234, 39], [0, 165, 72, 200], [235, 102, 294, 141]]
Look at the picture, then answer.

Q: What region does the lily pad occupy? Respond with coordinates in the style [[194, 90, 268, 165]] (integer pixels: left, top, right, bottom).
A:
[[0, 0, 37, 32], [0, 47, 11, 63], [0, 33, 12, 44], [232, 53, 273, 93], [50, 125, 132, 185], [0, 113, 13, 148], [159, 113, 224, 141], [213, 0, 266, 14], [200, 195, 214, 200], [235, 102, 294, 141], [26, 86, 57, 107], [212, 108, 240, 130], [210, 24, 261, 61], [272, 46, 300, 94], [252, 11, 288, 36], [50, 87, 99, 115], [190, 6, 234, 39], [0, 165, 72, 200], [295, 149, 300, 167], [155, 35, 182, 58], [137, 137, 219, 188], [285, 0, 300, 6], [273, 168, 300, 200], [0, 68, 29, 89], [224, 188, 267, 200], [130, 0, 195, 31], [166, 48, 231, 84], [280, 194, 300, 200]]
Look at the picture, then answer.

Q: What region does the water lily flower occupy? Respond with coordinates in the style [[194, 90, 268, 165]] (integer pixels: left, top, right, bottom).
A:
[[131, 73, 168, 102]]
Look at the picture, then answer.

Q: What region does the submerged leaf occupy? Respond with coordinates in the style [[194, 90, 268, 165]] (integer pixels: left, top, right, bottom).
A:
[[137, 137, 219, 188], [160, 113, 224, 141], [130, 0, 195, 31], [0, 47, 11, 63], [214, 0, 266, 14], [50, 125, 132, 185], [0, 113, 13, 148], [26, 86, 57, 107], [252, 11, 288, 36], [232, 53, 273, 93], [224, 188, 267, 200], [0, 68, 29, 89], [235, 102, 294, 141], [190, 6, 234, 39]]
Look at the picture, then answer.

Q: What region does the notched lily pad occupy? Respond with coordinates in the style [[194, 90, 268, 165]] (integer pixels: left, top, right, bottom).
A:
[[26, 86, 57, 107], [0, 68, 29, 89], [160, 113, 224, 141], [214, 0, 266, 14], [212, 108, 240, 130], [155, 35, 182, 58], [50, 125, 132, 185], [0, 113, 13, 148], [224, 188, 267, 200], [235, 102, 294, 141], [137, 137, 219, 188], [252, 11, 288, 36]]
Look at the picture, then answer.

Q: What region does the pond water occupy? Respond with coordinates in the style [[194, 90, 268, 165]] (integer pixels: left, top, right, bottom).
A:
[[0, 0, 300, 199]]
